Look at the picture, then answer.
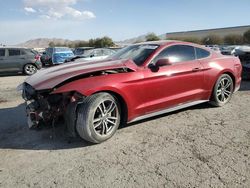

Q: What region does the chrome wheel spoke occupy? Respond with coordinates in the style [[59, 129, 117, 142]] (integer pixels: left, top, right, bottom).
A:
[[107, 102, 116, 114], [225, 81, 231, 89], [101, 102, 107, 114], [98, 106, 104, 116], [221, 79, 225, 87], [94, 120, 102, 129], [107, 116, 117, 120], [102, 121, 108, 135], [221, 92, 225, 102], [224, 90, 231, 97], [107, 119, 116, 125], [216, 89, 222, 97], [93, 117, 102, 123]]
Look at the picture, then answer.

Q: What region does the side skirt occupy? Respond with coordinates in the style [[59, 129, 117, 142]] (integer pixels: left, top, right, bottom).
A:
[[128, 100, 208, 123]]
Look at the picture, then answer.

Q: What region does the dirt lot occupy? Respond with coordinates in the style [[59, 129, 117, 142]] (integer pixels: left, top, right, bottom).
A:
[[0, 75, 249, 188]]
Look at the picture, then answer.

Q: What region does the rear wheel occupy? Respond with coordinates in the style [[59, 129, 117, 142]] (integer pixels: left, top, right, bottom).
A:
[[209, 74, 234, 107], [24, 64, 37, 75], [76, 92, 121, 143]]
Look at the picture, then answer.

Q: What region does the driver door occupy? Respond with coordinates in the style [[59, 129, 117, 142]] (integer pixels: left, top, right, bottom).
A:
[[141, 45, 205, 115]]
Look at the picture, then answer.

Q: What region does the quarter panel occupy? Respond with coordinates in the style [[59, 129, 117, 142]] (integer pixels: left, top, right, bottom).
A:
[[199, 55, 241, 97]]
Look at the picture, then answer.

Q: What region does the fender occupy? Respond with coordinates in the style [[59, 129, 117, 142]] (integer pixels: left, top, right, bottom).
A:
[[51, 75, 140, 121]]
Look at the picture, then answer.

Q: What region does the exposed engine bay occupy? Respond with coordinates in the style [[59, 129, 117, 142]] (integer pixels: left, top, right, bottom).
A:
[[21, 68, 131, 136]]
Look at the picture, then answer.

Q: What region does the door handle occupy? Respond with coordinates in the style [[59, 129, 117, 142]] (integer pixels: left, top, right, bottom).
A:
[[192, 67, 201, 72]]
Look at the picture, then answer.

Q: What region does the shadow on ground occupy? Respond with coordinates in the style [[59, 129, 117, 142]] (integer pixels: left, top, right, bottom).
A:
[[0, 103, 92, 150]]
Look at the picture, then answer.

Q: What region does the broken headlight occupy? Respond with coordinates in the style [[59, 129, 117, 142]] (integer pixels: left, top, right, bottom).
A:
[[22, 83, 36, 100]]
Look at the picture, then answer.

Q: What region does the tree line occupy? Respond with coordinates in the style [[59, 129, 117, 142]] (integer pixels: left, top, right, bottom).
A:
[[49, 29, 250, 48], [146, 29, 250, 45], [49, 36, 115, 48]]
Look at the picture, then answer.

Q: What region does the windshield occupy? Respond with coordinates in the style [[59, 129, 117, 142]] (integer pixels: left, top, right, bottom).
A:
[[83, 49, 94, 56], [55, 47, 72, 52], [110, 44, 159, 66]]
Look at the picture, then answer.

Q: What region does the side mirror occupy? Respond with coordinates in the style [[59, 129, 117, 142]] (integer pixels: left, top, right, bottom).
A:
[[155, 58, 172, 67], [148, 58, 172, 72]]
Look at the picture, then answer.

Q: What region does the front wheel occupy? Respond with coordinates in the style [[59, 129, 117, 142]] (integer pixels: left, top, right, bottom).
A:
[[76, 92, 121, 143], [23, 64, 37, 75], [209, 74, 234, 107]]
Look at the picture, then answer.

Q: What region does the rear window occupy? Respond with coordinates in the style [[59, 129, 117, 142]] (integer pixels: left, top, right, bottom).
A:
[[103, 49, 115, 56], [21, 49, 36, 55], [46, 48, 53, 55], [55, 48, 71, 52], [196, 48, 210, 59], [0, 49, 5, 56], [9, 49, 21, 56]]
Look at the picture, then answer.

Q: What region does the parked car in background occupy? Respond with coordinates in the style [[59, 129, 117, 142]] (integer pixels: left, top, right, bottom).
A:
[[41, 47, 74, 66], [220, 45, 237, 55], [232, 46, 250, 79], [40, 48, 53, 66], [52, 47, 74, 65], [205, 45, 221, 53], [0, 47, 42, 75], [72, 48, 116, 62], [73, 47, 94, 56], [20, 40, 242, 143]]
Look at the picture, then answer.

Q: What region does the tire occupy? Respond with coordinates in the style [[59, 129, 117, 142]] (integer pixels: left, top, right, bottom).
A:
[[23, 64, 37, 75], [76, 92, 121, 143], [209, 74, 234, 107]]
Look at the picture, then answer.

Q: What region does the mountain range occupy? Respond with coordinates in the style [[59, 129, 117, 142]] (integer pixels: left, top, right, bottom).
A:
[[16, 33, 166, 48]]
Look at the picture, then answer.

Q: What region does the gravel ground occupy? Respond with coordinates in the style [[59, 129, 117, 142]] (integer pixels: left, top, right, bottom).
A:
[[0, 75, 249, 188]]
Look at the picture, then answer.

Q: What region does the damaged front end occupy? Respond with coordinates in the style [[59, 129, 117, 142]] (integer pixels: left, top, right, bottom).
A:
[[21, 82, 85, 136]]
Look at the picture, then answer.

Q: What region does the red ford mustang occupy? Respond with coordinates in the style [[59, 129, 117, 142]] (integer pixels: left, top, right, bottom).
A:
[[20, 41, 242, 143]]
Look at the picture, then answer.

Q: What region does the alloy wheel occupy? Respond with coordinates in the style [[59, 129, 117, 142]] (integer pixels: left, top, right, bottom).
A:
[[216, 77, 233, 103], [25, 64, 37, 75], [92, 99, 119, 136]]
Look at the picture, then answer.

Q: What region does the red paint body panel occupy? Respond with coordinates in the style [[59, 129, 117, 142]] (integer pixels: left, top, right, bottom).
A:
[[25, 41, 242, 122]]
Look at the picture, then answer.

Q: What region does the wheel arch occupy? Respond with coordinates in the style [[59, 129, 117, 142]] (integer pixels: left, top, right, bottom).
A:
[[209, 70, 236, 100]]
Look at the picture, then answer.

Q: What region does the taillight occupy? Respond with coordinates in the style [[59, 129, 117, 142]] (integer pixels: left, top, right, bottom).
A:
[[35, 54, 40, 60]]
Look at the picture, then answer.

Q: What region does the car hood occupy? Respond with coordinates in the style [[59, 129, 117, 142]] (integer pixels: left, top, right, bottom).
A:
[[25, 59, 138, 90]]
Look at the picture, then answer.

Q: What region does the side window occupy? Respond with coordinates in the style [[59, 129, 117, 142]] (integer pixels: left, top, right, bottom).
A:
[[102, 49, 110, 56], [46, 48, 53, 55], [8, 49, 21, 56], [103, 49, 115, 56], [153, 45, 196, 64], [94, 49, 103, 56], [21, 50, 26, 55], [196, 47, 210, 59], [0, 49, 5, 56]]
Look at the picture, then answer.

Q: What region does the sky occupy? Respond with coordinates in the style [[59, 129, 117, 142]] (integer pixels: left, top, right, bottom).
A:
[[0, 0, 250, 45]]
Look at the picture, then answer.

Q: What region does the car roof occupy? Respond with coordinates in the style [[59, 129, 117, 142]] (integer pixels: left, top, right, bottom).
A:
[[135, 40, 212, 50], [135, 40, 180, 45]]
